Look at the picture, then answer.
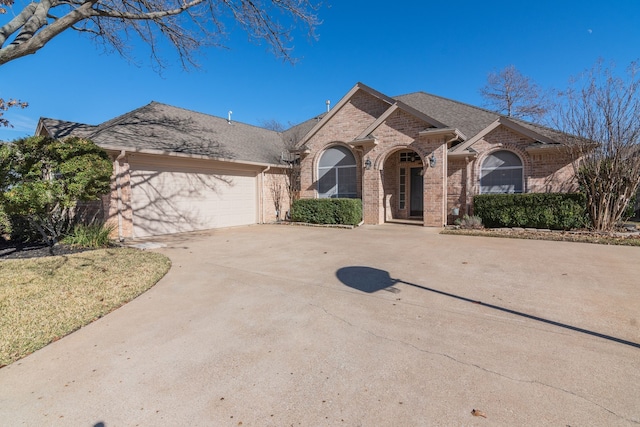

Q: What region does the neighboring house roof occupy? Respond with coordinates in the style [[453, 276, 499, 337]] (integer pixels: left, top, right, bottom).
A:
[[37, 119, 97, 139], [40, 102, 286, 166]]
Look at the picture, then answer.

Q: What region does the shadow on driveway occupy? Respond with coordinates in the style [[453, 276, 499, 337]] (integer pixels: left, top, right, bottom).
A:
[[336, 266, 640, 350]]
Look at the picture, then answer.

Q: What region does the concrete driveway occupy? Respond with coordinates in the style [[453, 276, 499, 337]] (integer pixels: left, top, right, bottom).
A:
[[1, 224, 639, 426]]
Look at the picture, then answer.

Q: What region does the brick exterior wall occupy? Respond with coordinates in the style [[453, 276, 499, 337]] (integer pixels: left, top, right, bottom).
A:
[[451, 127, 578, 218], [105, 154, 133, 240], [301, 89, 448, 227], [96, 89, 578, 237], [103, 151, 293, 239], [447, 158, 467, 223], [263, 168, 293, 222], [299, 88, 578, 228]]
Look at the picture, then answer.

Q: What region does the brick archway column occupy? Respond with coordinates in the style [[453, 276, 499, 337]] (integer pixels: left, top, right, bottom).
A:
[[362, 166, 384, 225], [423, 142, 447, 227]]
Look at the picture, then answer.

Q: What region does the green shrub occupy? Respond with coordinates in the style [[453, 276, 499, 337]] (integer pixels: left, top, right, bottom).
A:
[[474, 193, 588, 230], [291, 198, 362, 226], [6, 214, 41, 243], [0, 136, 112, 246], [0, 205, 10, 237], [62, 222, 115, 248]]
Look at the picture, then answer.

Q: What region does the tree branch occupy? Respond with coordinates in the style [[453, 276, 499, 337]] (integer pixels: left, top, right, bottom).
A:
[[0, 1, 98, 64], [0, 0, 320, 69], [0, 1, 38, 47]]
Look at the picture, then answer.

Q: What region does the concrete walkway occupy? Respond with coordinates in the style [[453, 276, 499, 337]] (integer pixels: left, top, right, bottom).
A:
[[1, 224, 639, 426]]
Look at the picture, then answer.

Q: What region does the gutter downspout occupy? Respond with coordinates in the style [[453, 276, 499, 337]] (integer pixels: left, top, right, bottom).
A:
[[261, 165, 271, 223], [114, 150, 126, 242]]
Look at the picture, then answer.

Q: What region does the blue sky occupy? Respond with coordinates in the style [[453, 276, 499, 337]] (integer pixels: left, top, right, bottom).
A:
[[1, 0, 639, 141]]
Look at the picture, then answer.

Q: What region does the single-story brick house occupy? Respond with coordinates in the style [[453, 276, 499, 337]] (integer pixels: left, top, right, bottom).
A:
[[37, 82, 576, 239]]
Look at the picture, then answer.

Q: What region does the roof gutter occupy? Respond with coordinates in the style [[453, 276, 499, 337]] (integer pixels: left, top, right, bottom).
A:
[[97, 144, 285, 169]]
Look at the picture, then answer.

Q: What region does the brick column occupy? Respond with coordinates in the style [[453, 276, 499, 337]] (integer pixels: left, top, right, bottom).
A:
[[362, 166, 382, 225], [423, 141, 446, 227], [107, 155, 133, 240]]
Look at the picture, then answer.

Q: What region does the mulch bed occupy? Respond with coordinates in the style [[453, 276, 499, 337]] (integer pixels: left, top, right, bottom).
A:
[[442, 226, 640, 245], [0, 241, 93, 260]]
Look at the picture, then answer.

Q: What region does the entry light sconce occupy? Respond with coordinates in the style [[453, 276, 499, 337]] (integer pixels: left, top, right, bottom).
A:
[[429, 154, 437, 168], [364, 158, 372, 170]]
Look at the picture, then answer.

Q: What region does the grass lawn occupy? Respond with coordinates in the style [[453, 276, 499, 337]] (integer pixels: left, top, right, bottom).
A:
[[0, 248, 171, 367]]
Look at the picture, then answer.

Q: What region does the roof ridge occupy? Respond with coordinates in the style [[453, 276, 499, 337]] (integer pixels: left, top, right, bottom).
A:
[[90, 102, 158, 137], [394, 90, 502, 117], [144, 101, 282, 135]]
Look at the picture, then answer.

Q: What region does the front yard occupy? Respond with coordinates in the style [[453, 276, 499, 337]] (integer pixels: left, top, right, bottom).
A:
[[0, 248, 170, 367]]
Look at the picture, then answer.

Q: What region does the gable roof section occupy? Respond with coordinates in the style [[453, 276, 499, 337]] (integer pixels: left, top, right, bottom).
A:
[[394, 91, 500, 138], [296, 83, 382, 148], [297, 82, 447, 148], [37, 119, 97, 139], [449, 116, 559, 156], [41, 102, 286, 166], [354, 101, 449, 142], [395, 91, 567, 155]]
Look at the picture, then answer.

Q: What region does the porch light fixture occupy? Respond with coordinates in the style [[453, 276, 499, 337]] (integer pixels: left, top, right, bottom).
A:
[[364, 158, 372, 170], [429, 154, 437, 168]]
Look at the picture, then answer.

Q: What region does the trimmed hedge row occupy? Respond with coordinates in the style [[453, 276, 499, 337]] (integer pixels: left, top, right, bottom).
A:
[[291, 198, 362, 226], [473, 193, 588, 230]]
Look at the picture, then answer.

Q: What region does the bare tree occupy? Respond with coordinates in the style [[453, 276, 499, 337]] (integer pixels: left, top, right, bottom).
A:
[[480, 65, 548, 122], [0, 97, 27, 127], [260, 118, 287, 132], [553, 60, 640, 231], [262, 118, 302, 209], [269, 175, 285, 221], [0, 0, 320, 68]]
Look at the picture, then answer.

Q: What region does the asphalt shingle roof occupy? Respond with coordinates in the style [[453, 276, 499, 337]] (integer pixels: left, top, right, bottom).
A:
[[395, 91, 566, 144], [39, 88, 566, 165], [42, 102, 286, 165]]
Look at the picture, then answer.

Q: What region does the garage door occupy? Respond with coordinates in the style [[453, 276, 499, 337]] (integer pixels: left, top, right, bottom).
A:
[[130, 161, 258, 238]]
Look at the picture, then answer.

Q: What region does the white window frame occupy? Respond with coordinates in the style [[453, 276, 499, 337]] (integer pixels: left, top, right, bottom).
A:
[[479, 150, 525, 194], [317, 146, 358, 198]]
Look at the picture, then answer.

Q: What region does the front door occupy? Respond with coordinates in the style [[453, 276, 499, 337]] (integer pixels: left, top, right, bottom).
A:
[[410, 167, 424, 217]]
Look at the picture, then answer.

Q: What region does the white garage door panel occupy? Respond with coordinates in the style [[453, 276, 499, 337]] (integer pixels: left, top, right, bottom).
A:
[[131, 167, 257, 237]]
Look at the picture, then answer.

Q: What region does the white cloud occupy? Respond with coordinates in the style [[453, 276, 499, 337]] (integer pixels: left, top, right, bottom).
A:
[[1, 112, 38, 131], [0, 113, 38, 141]]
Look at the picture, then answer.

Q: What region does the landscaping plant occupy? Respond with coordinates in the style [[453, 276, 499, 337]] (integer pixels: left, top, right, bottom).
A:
[[62, 222, 116, 248], [454, 215, 484, 229], [0, 136, 112, 246], [291, 198, 362, 225]]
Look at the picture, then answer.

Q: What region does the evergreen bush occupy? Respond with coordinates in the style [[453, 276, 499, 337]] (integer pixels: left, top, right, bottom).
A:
[[473, 193, 587, 230], [291, 198, 362, 226]]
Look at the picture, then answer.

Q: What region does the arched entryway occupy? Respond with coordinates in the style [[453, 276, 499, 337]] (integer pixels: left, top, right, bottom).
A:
[[381, 148, 425, 222]]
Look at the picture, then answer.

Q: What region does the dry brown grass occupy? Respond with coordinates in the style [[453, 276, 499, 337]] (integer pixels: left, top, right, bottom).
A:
[[0, 248, 171, 367]]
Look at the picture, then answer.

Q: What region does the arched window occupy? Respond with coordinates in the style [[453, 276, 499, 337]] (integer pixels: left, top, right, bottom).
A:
[[480, 150, 524, 194], [318, 146, 357, 198]]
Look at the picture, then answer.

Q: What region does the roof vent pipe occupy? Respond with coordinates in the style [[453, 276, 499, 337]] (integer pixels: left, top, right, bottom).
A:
[[326, 100, 330, 112], [228, 110, 233, 124]]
